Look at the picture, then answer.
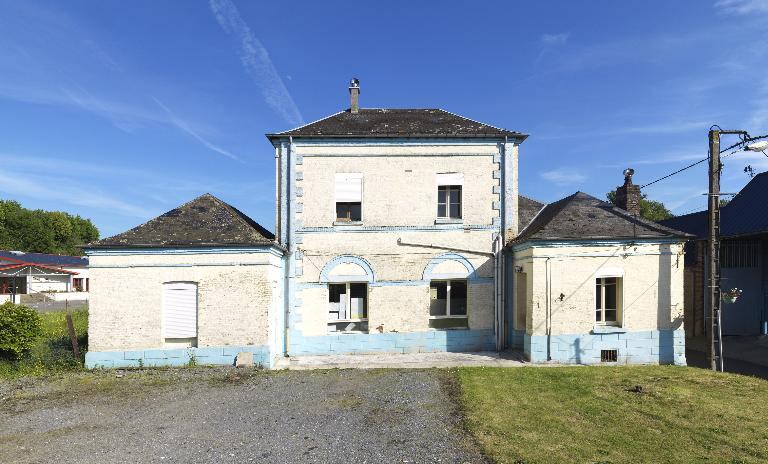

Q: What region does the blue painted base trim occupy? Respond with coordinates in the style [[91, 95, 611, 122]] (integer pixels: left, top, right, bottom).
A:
[[288, 329, 495, 356], [524, 330, 686, 365], [85, 345, 271, 369]]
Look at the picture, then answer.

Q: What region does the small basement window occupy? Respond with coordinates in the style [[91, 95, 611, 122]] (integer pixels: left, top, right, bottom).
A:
[[335, 173, 363, 222], [596, 277, 622, 326], [429, 280, 468, 329], [601, 349, 618, 363], [328, 282, 368, 332]]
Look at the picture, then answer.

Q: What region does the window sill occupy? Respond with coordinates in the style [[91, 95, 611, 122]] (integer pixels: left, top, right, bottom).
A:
[[333, 221, 363, 226], [434, 218, 463, 225], [591, 325, 626, 334]]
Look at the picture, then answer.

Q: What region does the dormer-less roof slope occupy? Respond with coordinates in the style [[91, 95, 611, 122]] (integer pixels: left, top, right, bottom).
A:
[[514, 192, 691, 244], [266, 109, 527, 140], [86, 194, 275, 249], [518, 195, 545, 231]]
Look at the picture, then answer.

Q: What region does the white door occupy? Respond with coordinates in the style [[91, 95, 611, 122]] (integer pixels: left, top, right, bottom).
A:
[[163, 282, 198, 339]]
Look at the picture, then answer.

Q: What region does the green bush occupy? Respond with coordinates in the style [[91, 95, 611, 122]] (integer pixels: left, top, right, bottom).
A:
[[0, 301, 43, 358]]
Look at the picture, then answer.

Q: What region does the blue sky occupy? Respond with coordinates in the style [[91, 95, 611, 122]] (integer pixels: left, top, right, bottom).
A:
[[1, 0, 767, 238]]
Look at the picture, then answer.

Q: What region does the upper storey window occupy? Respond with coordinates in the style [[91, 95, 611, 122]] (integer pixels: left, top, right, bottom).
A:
[[437, 173, 463, 220], [335, 173, 363, 222]]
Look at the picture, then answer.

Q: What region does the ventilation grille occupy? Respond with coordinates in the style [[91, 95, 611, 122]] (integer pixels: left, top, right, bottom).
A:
[[601, 349, 618, 363]]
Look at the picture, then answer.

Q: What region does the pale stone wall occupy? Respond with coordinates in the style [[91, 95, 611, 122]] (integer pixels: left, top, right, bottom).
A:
[[513, 242, 686, 336], [300, 231, 494, 281], [296, 146, 500, 228], [292, 141, 503, 339], [88, 251, 283, 352], [296, 282, 494, 336]]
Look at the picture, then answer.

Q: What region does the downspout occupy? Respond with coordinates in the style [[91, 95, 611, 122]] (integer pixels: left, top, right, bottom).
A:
[[546, 257, 552, 361], [499, 137, 507, 351], [282, 137, 293, 358], [499, 240, 506, 350], [494, 234, 502, 350]]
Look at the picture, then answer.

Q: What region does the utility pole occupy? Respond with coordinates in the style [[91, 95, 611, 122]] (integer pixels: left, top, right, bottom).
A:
[[706, 129, 722, 371], [707, 128, 748, 371]]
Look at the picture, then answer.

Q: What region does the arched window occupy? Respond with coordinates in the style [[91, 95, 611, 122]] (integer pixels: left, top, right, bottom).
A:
[[423, 253, 475, 329], [319, 256, 375, 333]]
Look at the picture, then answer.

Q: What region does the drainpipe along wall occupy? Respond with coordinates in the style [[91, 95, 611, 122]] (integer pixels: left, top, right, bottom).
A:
[[281, 137, 293, 357]]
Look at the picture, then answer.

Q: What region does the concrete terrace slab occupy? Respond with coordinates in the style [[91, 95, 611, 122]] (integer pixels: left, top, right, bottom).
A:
[[274, 350, 528, 370]]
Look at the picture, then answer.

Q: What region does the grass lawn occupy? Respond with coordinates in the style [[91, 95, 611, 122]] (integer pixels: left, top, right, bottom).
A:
[[458, 366, 768, 464], [0, 308, 87, 379]]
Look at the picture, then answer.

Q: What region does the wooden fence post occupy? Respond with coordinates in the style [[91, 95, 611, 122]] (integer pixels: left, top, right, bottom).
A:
[[65, 312, 80, 360]]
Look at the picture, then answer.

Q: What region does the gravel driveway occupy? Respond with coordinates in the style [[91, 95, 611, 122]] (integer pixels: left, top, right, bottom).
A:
[[0, 368, 486, 463]]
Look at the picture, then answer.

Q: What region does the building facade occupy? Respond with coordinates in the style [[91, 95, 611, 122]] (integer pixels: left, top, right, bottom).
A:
[[267, 87, 527, 355], [85, 194, 286, 368], [83, 81, 691, 368], [508, 189, 689, 365], [0, 251, 88, 304]]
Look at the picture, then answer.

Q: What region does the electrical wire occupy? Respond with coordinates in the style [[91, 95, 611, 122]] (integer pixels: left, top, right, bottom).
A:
[[640, 133, 768, 189]]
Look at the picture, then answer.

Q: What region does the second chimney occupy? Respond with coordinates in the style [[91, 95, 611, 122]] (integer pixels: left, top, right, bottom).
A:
[[349, 78, 360, 113], [615, 168, 641, 216]]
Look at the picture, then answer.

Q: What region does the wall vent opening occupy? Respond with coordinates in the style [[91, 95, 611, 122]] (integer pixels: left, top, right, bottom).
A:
[[601, 349, 618, 363]]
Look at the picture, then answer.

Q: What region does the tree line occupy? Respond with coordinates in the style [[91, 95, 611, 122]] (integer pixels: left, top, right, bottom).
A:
[[0, 200, 98, 256]]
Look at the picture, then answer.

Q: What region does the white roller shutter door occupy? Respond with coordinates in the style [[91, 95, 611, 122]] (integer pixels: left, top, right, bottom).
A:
[[163, 282, 197, 338]]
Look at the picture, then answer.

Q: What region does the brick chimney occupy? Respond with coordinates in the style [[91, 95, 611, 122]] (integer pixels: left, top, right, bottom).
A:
[[615, 168, 641, 216], [349, 78, 360, 113]]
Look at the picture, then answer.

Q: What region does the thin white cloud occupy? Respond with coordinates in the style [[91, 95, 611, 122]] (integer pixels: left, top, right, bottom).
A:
[[715, 0, 768, 14], [209, 0, 304, 127], [541, 33, 569, 45], [538, 120, 711, 141], [153, 97, 241, 162], [0, 170, 153, 218], [540, 169, 587, 185]]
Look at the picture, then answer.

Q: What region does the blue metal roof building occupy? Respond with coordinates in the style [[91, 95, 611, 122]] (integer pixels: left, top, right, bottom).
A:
[[660, 172, 768, 336]]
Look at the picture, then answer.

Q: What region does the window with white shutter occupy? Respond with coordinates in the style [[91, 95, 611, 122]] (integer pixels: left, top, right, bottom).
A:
[[335, 173, 363, 222], [437, 173, 463, 220], [163, 282, 198, 346]]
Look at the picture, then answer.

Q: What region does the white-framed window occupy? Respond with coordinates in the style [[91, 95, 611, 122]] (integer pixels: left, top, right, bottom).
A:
[[335, 173, 363, 222], [163, 281, 198, 347], [595, 277, 622, 326], [429, 279, 468, 329], [437, 173, 463, 220], [328, 282, 368, 332]]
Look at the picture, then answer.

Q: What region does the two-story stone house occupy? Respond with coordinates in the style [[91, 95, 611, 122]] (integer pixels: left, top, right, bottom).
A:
[[84, 80, 689, 369], [266, 80, 526, 356]]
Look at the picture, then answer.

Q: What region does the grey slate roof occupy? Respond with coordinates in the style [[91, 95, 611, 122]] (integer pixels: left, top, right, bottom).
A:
[[0, 251, 87, 267], [661, 171, 768, 239], [519, 195, 545, 231], [513, 192, 691, 243], [87, 194, 276, 249], [267, 109, 527, 140]]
